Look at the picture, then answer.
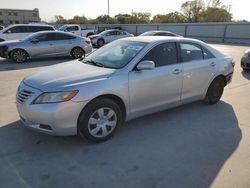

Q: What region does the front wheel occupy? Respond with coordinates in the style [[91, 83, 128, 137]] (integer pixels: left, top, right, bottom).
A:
[[204, 77, 225, 105], [11, 49, 28, 63], [97, 39, 105, 47], [71, 47, 85, 59], [78, 98, 123, 142]]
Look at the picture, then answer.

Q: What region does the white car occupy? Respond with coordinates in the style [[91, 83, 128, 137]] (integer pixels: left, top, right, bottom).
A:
[[0, 24, 55, 42], [89, 29, 134, 47], [58, 24, 95, 37]]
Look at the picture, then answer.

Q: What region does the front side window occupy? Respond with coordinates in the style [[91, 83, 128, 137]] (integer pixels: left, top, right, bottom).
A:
[[180, 43, 203, 62], [83, 40, 147, 69], [4, 26, 21, 33], [66, 26, 78, 31], [141, 42, 178, 67]]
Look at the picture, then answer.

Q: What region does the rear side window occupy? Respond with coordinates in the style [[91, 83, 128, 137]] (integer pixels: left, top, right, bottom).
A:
[[56, 33, 76, 40], [142, 42, 178, 67], [202, 47, 215, 59], [156, 32, 175, 36], [180, 43, 203, 62]]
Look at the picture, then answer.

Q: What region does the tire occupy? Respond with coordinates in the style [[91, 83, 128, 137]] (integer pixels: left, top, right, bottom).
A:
[[11, 49, 28, 63], [78, 98, 123, 142], [71, 47, 85, 59], [204, 77, 225, 105], [97, 39, 105, 47]]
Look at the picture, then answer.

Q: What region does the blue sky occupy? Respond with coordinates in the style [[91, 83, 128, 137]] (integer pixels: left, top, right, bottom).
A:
[[0, 0, 248, 21]]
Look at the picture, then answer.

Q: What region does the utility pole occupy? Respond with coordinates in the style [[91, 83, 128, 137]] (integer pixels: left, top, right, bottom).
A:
[[108, 0, 110, 17]]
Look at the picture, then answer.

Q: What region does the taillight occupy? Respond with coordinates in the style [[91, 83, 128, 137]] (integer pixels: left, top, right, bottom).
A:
[[85, 38, 91, 44], [231, 60, 235, 67]]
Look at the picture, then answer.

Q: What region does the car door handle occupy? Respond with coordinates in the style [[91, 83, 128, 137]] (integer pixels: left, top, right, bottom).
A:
[[172, 69, 182, 75], [210, 62, 216, 67]]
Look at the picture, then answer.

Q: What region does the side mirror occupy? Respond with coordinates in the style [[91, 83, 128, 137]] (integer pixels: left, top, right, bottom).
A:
[[30, 38, 39, 43], [136, 60, 155, 71], [7, 30, 11, 34]]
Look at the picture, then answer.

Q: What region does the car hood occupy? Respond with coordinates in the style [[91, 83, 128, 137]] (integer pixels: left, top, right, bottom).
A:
[[88, 34, 99, 39], [0, 40, 22, 46], [23, 60, 116, 91]]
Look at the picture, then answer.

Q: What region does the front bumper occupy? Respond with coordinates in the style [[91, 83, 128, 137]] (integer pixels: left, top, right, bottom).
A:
[[0, 45, 8, 58], [16, 82, 88, 136]]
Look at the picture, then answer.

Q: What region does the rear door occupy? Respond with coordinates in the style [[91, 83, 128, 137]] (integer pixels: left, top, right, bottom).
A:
[[54, 33, 76, 56], [178, 42, 217, 102], [28, 33, 56, 57], [129, 42, 183, 116]]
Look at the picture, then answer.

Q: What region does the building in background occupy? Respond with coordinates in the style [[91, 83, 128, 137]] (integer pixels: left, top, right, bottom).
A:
[[0, 8, 41, 25]]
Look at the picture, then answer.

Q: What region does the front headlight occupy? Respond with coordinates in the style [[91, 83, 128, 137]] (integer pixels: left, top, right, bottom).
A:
[[33, 90, 78, 104]]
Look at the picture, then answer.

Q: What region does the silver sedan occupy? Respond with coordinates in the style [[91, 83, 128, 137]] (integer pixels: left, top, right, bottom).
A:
[[0, 31, 92, 63], [16, 37, 234, 142]]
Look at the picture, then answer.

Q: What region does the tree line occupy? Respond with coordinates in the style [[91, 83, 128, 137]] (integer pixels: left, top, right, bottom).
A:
[[54, 0, 233, 24]]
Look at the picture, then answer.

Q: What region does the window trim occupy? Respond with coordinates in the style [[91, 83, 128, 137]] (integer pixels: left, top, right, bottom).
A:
[[132, 41, 180, 71]]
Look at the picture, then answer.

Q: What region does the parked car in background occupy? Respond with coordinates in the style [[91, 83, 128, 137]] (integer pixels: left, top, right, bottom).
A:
[[96, 26, 122, 33], [0, 31, 92, 63], [241, 49, 250, 70], [0, 24, 55, 42], [16, 36, 234, 142], [0, 25, 4, 31], [89, 29, 134, 47], [140, 30, 181, 37], [59, 24, 95, 37]]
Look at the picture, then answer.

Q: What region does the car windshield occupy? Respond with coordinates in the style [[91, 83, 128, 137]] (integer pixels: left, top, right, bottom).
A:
[[58, 25, 67, 31], [23, 33, 40, 41], [82, 40, 147, 69], [140, 31, 155, 36]]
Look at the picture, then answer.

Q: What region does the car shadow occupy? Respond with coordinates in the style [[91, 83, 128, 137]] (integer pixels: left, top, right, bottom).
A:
[[0, 56, 73, 71], [0, 101, 241, 188], [241, 70, 250, 80]]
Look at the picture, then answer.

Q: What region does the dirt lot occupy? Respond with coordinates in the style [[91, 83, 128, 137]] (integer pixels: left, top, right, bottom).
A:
[[0, 44, 250, 188]]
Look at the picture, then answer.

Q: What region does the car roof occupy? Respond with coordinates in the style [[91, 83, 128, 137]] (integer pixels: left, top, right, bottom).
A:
[[145, 30, 175, 33], [8, 24, 54, 27], [121, 36, 199, 43], [34, 31, 77, 35]]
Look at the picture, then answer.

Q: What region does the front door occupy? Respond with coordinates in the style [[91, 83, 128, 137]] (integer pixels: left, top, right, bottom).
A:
[[28, 33, 56, 57], [129, 42, 183, 117]]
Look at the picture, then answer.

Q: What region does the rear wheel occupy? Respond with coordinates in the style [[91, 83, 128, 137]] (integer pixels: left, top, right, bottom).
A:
[[78, 98, 122, 142], [204, 77, 225, 104], [11, 49, 28, 63], [71, 47, 85, 59]]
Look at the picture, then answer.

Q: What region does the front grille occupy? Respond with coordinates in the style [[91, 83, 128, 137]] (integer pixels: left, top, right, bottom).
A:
[[17, 89, 34, 104]]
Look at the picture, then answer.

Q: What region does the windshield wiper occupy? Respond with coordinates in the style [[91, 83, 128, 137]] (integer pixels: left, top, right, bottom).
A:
[[82, 59, 105, 68]]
